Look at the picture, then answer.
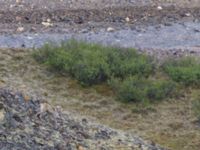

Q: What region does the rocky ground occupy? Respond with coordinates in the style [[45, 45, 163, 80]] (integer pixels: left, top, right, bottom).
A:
[[0, 88, 164, 150], [0, 0, 200, 34]]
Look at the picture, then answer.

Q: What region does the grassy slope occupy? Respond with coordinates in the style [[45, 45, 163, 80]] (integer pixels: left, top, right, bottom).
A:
[[0, 48, 200, 150]]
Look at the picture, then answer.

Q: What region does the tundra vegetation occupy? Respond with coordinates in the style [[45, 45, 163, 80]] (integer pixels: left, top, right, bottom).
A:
[[33, 40, 200, 117]]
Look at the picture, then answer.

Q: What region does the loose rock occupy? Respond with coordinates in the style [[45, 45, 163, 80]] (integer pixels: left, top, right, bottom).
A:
[[0, 89, 164, 150], [107, 27, 115, 32], [16, 27, 24, 32], [42, 22, 53, 27]]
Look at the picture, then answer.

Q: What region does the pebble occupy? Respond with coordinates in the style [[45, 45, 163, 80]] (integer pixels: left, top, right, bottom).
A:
[[16, 27, 24, 32], [185, 13, 191, 17], [16, 16, 22, 21], [42, 22, 53, 27], [47, 18, 51, 23], [157, 6, 163, 10], [125, 17, 130, 22], [107, 27, 115, 32]]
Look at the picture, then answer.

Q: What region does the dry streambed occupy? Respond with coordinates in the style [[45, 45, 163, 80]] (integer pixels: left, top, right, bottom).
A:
[[0, 48, 200, 150], [1, 22, 200, 58]]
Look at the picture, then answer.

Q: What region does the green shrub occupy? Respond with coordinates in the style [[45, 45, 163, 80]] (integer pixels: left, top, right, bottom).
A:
[[163, 57, 200, 87], [33, 40, 190, 104], [33, 40, 154, 86], [109, 76, 176, 103], [104, 48, 154, 79]]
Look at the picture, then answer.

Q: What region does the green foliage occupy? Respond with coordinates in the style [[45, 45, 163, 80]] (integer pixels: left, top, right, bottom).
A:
[[104, 48, 154, 79], [35, 40, 200, 104], [163, 57, 200, 87], [33, 40, 154, 86], [109, 76, 176, 103]]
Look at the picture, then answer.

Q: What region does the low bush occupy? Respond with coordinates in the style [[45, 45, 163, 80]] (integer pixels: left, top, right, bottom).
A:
[[33, 40, 154, 86], [109, 76, 176, 103], [34, 40, 193, 104], [104, 48, 154, 79], [163, 57, 200, 87]]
